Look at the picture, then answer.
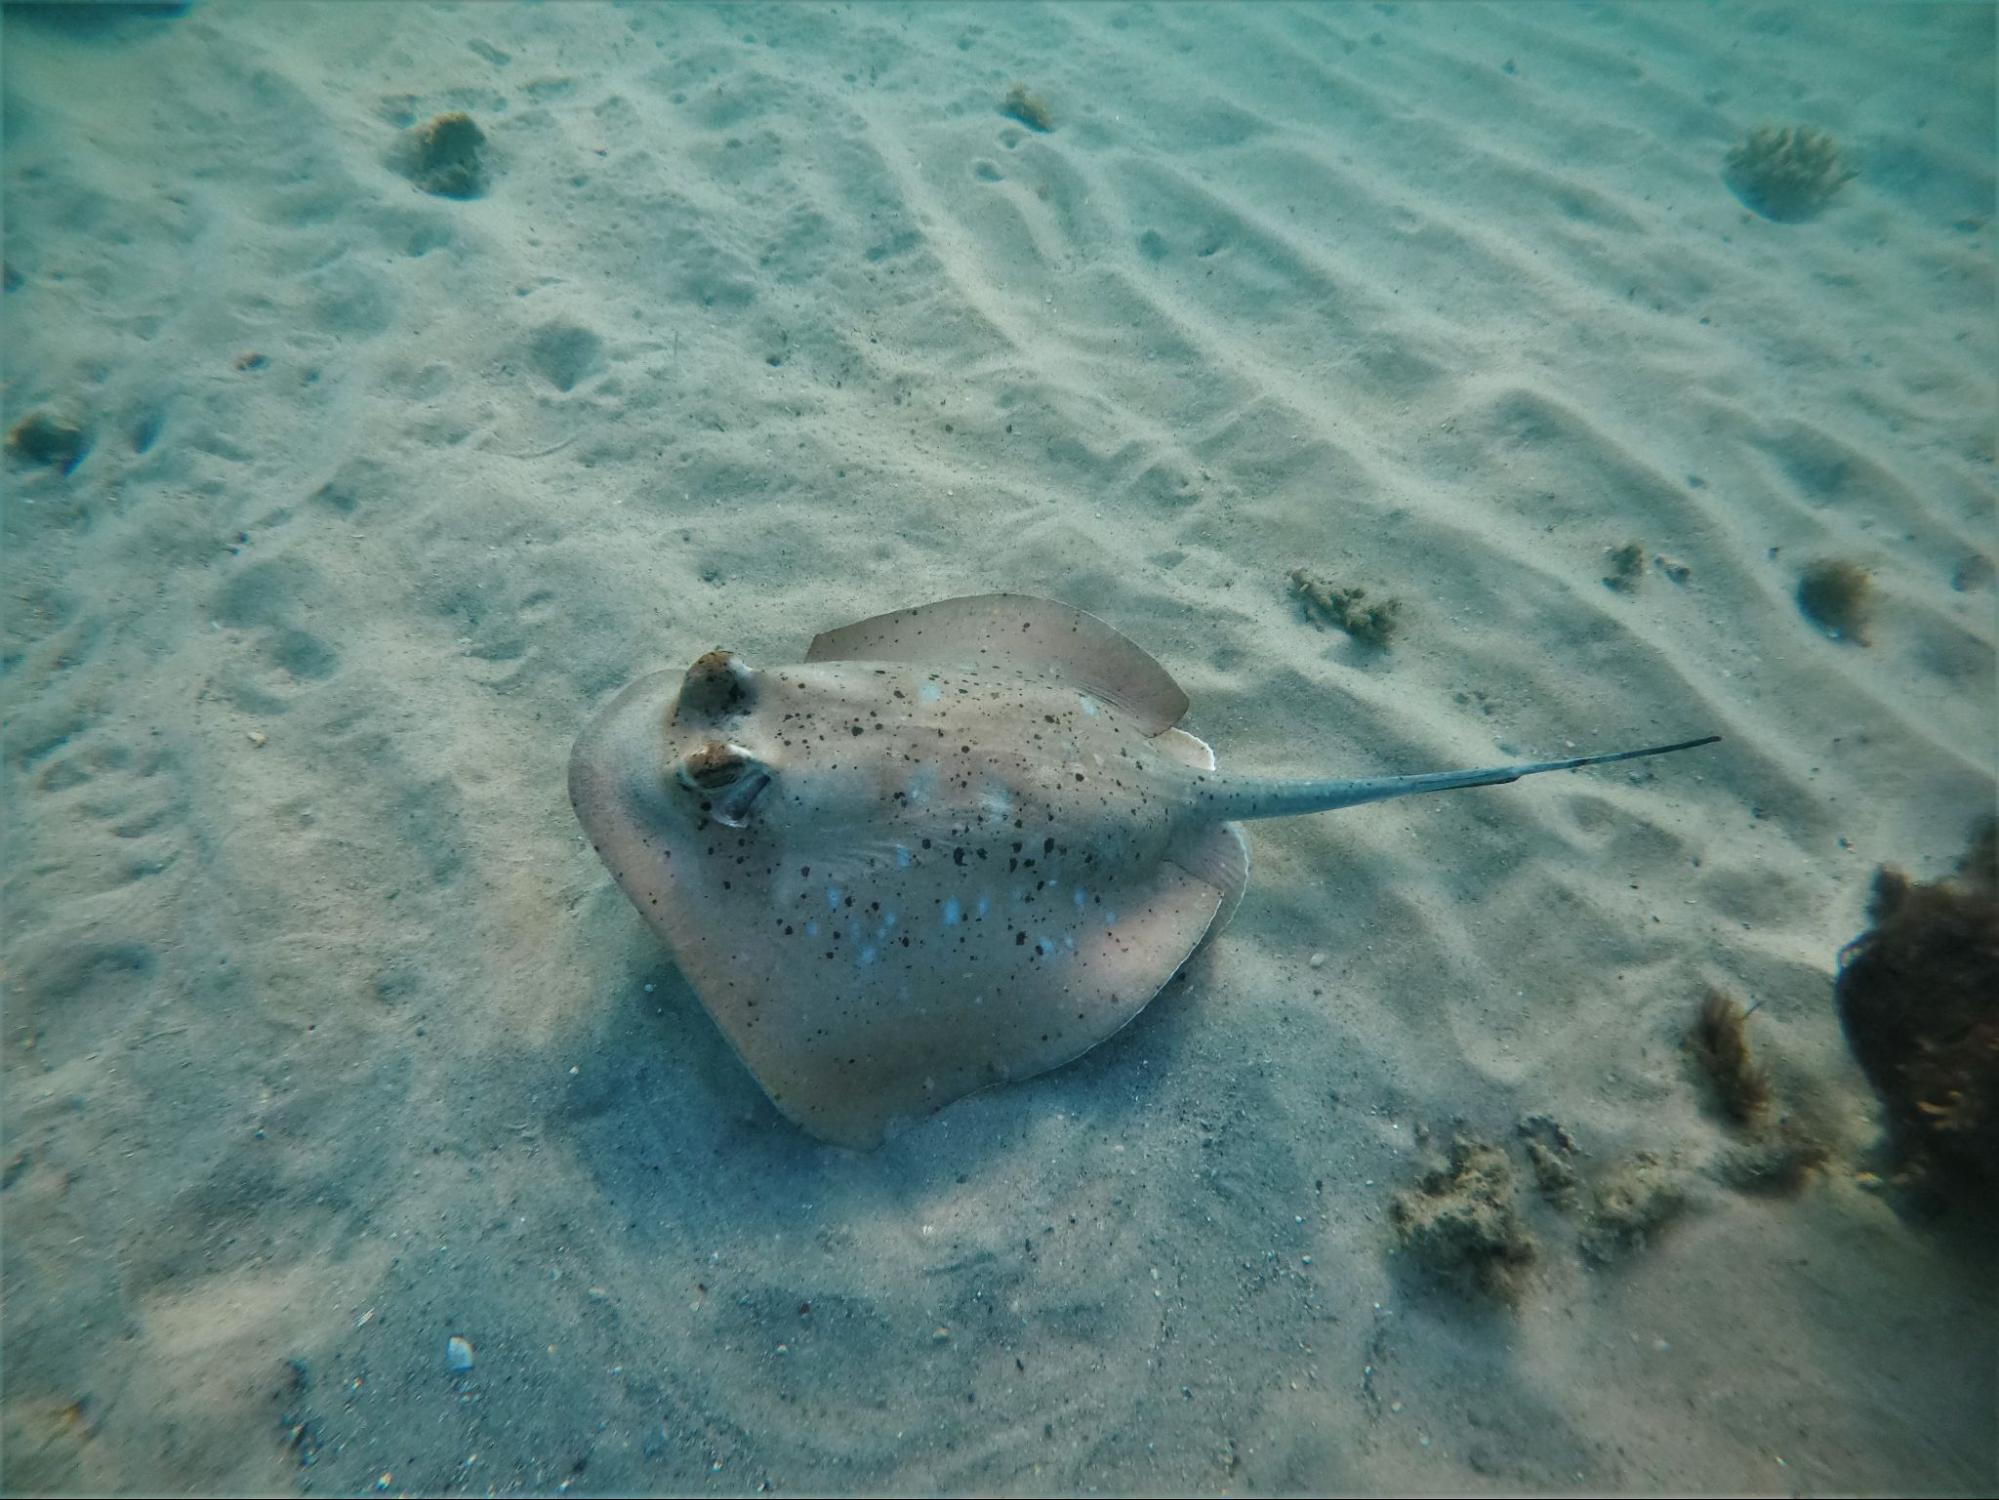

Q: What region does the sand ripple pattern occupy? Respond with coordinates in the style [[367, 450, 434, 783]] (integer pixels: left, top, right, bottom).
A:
[[3, 2, 1992, 1494]]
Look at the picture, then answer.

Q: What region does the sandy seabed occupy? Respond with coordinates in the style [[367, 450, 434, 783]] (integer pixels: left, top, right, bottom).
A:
[[3, 2, 1994, 1495]]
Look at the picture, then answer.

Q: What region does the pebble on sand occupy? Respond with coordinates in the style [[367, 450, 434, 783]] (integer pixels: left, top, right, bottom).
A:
[[446, 1335, 475, 1372]]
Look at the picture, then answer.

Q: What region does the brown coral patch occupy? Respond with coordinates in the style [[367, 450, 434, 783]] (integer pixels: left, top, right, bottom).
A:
[[1835, 821, 1999, 1198]]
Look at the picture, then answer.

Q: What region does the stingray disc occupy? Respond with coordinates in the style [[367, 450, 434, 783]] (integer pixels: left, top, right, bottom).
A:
[[569, 595, 1243, 1147]]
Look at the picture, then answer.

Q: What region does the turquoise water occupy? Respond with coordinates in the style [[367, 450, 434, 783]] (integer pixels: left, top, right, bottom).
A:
[[3, 3, 1993, 1494]]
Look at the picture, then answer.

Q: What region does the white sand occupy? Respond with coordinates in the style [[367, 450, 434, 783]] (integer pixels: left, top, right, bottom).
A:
[[4, 2, 1993, 1493]]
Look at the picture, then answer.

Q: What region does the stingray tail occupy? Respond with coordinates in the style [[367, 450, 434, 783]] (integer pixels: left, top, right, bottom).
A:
[[1201, 735, 1720, 821]]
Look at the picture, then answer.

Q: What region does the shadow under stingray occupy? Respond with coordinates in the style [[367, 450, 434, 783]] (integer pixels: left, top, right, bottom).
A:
[[550, 908, 1224, 1232]]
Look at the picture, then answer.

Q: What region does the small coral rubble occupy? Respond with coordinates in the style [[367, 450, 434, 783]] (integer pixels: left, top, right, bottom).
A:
[[1288, 568, 1402, 648], [1578, 1150, 1688, 1264], [1389, 1136, 1536, 1300]]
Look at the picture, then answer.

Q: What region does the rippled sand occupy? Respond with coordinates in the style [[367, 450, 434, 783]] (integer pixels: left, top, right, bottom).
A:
[[4, 3, 1993, 1493]]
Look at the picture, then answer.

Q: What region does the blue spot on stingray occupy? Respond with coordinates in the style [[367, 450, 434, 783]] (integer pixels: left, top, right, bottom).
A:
[[918, 681, 943, 703], [976, 895, 991, 918], [806, 920, 820, 937], [895, 844, 912, 868], [826, 885, 843, 910], [858, 945, 877, 965], [942, 898, 961, 926], [1072, 886, 1087, 909]]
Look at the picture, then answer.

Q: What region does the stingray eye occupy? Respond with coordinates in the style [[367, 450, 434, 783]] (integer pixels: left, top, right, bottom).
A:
[[673, 650, 757, 724], [679, 740, 751, 789], [676, 741, 771, 828]]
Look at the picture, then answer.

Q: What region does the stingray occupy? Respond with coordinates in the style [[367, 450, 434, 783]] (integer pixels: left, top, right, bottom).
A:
[[570, 594, 1717, 1149]]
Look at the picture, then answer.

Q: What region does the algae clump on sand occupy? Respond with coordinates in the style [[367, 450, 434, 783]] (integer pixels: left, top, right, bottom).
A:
[[5, 410, 89, 473], [1690, 987, 1771, 1125], [1725, 125, 1855, 222], [1389, 1136, 1536, 1300], [1797, 557, 1875, 643], [393, 111, 491, 199], [1578, 1150, 1689, 1264], [1001, 84, 1054, 133], [1289, 568, 1402, 648], [1604, 540, 1647, 593], [1836, 821, 1999, 1201], [1687, 988, 1830, 1196]]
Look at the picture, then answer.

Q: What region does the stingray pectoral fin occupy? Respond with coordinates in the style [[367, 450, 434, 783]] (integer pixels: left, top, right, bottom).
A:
[[1169, 821, 1251, 947], [1206, 734, 1722, 821], [672, 858, 1225, 1150], [805, 594, 1191, 734]]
